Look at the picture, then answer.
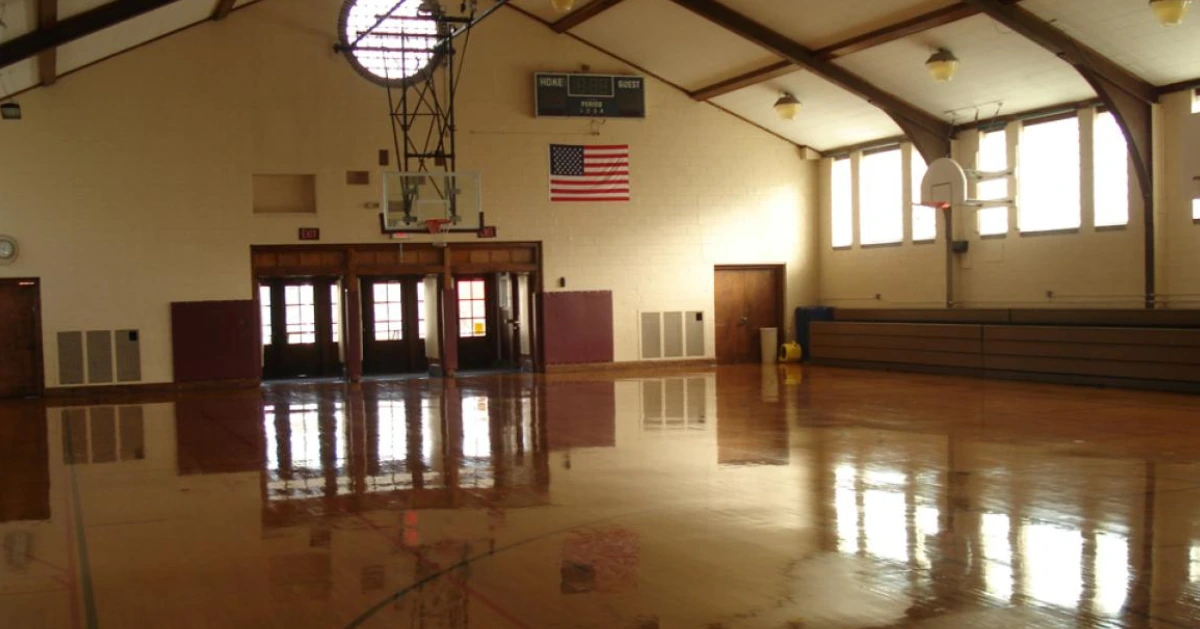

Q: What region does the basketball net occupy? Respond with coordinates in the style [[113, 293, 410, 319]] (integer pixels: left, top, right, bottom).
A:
[[425, 219, 451, 248]]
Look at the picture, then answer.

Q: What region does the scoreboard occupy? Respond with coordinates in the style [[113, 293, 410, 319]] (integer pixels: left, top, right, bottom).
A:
[[534, 73, 646, 119]]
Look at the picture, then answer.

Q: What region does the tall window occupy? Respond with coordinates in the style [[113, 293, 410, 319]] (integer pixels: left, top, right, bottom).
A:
[[330, 284, 341, 344], [859, 148, 903, 245], [417, 284, 427, 339], [373, 281, 404, 341], [911, 150, 936, 241], [458, 279, 486, 338], [977, 129, 1009, 235], [1093, 112, 1129, 227], [284, 284, 316, 345], [831, 158, 852, 247], [259, 285, 272, 345], [1192, 88, 1200, 114], [1020, 116, 1081, 232]]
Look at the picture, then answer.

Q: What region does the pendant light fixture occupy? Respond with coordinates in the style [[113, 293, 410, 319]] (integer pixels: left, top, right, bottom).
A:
[[925, 49, 960, 83], [551, 0, 575, 14], [774, 92, 801, 121], [1149, 0, 1191, 25]]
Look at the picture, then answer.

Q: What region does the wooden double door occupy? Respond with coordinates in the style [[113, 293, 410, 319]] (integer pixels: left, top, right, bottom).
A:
[[260, 277, 342, 380], [362, 276, 429, 375], [0, 278, 43, 398], [714, 266, 784, 364]]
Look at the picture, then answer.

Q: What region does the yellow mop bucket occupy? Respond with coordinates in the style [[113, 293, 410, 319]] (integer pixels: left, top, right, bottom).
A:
[[778, 342, 803, 363]]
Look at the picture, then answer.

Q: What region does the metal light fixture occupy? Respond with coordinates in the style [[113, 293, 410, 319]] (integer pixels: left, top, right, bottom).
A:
[[925, 48, 960, 83], [0, 102, 20, 120], [1150, 0, 1191, 25], [551, 0, 574, 14], [774, 92, 801, 120]]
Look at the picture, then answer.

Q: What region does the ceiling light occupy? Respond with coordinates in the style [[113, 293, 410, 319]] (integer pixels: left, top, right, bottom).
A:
[[551, 0, 574, 14], [774, 92, 801, 121], [0, 103, 20, 120], [1150, 0, 1191, 25], [925, 49, 960, 83]]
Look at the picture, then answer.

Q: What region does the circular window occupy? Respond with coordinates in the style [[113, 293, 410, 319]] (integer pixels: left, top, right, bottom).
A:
[[338, 0, 444, 87]]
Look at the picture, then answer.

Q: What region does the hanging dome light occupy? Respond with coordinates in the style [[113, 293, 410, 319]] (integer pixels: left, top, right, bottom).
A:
[[551, 0, 575, 14], [925, 48, 960, 83], [1149, 0, 1191, 25], [774, 92, 801, 120]]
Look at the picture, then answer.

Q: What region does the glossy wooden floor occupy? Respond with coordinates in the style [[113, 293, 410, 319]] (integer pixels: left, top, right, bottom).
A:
[[3, 365, 1200, 628]]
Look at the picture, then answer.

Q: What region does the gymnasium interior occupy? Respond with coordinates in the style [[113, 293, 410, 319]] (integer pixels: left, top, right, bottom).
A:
[[2, 0, 1200, 626]]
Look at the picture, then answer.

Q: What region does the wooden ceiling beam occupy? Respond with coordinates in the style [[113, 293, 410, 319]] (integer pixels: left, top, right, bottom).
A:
[[551, 0, 626, 33], [37, 0, 58, 86], [212, 0, 236, 21], [0, 0, 186, 73], [689, 0, 1023, 102], [666, 0, 952, 163], [688, 60, 793, 101]]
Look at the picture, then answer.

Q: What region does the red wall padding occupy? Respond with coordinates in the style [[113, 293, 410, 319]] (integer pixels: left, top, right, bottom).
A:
[[171, 300, 260, 383], [543, 291, 614, 365]]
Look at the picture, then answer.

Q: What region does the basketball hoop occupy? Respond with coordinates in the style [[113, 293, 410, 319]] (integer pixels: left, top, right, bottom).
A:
[[425, 218, 451, 247], [915, 201, 952, 211]]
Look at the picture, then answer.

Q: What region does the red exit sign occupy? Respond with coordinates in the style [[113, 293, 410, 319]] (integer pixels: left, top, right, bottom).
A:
[[477, 226, 497, 239], [298, 228, 320, 241]]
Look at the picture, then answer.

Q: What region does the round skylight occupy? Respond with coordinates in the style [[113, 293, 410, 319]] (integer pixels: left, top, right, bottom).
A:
[[339, 0, 444, 87]]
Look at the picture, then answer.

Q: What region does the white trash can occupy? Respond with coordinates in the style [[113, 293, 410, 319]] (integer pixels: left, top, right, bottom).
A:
[[759, 327, 778, 364]]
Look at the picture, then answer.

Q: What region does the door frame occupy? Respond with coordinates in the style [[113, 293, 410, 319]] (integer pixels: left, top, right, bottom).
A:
[[0, 277, 45, 397], [713, 264, 786, 362]]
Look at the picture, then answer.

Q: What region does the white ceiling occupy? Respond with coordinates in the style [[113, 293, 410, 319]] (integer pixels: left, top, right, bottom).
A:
[[58, 0, 216, 74], [711, 69, 903, 150], [569, 0, 779, 91], [1023, 0, 1200, 85], [509, 0, 597, 24], [834, 13, 1096, 126], [5, 0, 1200, 151], [714, 0, 959, 51]]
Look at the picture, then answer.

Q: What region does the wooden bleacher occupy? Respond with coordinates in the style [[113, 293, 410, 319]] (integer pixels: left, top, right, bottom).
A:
[[810, 309, 1200, 392]]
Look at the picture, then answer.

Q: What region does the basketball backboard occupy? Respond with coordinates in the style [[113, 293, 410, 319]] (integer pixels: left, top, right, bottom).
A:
[[380, 171, 482, 233]]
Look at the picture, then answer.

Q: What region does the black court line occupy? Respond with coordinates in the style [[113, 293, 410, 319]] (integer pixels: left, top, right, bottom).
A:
[[64, 419, 99, 629]]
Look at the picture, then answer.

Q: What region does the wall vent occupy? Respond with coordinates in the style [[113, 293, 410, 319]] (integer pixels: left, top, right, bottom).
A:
[[639, 311, 705, 359]]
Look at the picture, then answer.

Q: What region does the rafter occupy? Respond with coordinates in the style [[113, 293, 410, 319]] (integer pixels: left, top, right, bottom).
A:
[[690, 0, 1023, 102], [689, 61, 792, 101], [0, 0, 186, 73], [37, 0, 58, 86], [551, 0, 626, 33], [962, 0, 1157, 307], [666, 0, 951, 163], [212, 0, 236, 21]]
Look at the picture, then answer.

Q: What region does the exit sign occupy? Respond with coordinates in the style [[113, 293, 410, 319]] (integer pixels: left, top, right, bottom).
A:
[[298, 228, 320, 241]]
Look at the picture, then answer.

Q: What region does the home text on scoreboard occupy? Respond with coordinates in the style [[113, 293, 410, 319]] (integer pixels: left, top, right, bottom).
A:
[[534, 73, 646, 119]]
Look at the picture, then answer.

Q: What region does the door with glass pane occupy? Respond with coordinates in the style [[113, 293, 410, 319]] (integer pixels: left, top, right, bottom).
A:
[[455, 276, 496, 371], [260, 278, 342, 380], [361, 277, 427, 375]]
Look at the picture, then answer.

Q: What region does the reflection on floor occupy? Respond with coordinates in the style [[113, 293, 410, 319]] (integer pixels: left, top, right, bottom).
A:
[[3, 365, 1200, 627]]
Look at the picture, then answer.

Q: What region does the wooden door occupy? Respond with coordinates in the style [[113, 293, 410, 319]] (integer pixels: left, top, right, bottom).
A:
[[455, 276, 497, 371], [714, 266, 783, 364], [362, 277, 428, 375], [0, 279, 43, 398], [261, 278, 340, 380]]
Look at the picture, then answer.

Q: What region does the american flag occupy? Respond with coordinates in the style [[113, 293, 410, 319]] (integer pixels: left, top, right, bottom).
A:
[[549, 144, 631, 202]]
